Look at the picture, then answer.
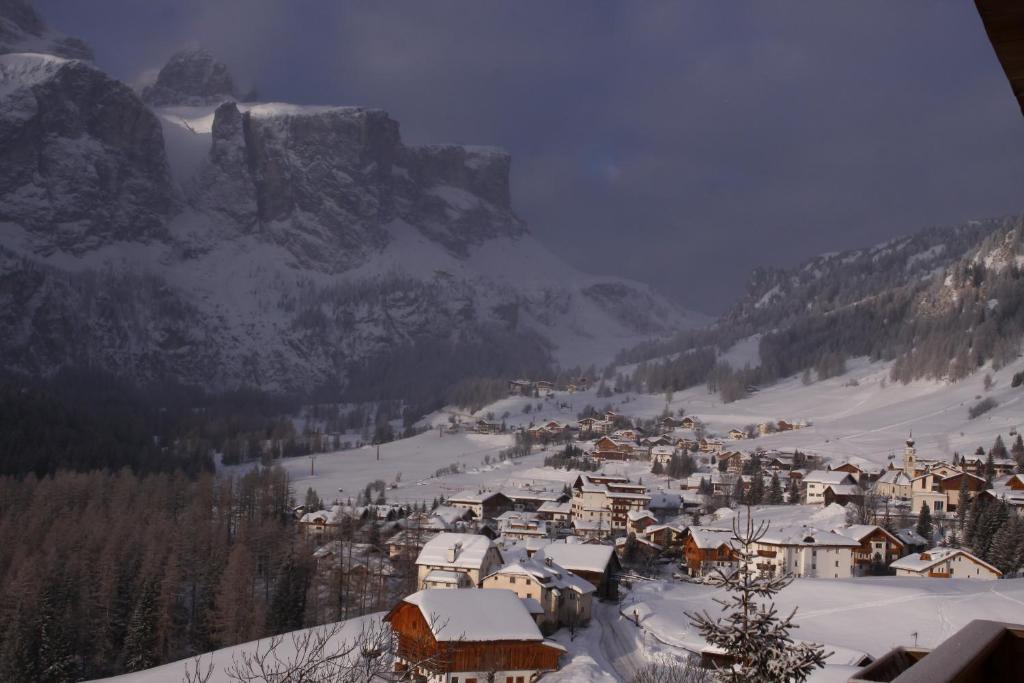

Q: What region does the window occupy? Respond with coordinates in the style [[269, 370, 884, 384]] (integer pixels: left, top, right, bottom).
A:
[[509, 577, 516, 584], [835, 561, 839, 567]]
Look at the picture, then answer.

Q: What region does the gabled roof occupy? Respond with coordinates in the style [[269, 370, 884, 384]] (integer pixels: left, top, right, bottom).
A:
[[894, 528, 928, 546], [400, 589, 545, 642], [757, 525, 860, 548], [535, 542, 615, 574], [627, 509, 657, 522], [483, 556, 595, 595], [687, 527, 736, 550], [803, 470, 856, 485], [537, 500, 571, 514], [823, 484, 862, 496], [890, 547, 1002, 576], [832, 524, 902, 546], [876, 469, 912, 486], [415, 532, 495, 569], [446, 489, 509, 505]]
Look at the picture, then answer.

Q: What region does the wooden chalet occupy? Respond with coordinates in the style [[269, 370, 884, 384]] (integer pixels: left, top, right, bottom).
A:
[[386, 589, 564, 681], [591, 436, 630, 461], [680, 416, 702, 430], [683, 528, 738, 578], [834, 525, 905, 576], [822, 483, 864, 507], [445, 490, 513, 520]]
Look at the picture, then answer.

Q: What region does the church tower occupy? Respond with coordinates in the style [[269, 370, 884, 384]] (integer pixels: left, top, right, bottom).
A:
[[902, 434, 917, 476]]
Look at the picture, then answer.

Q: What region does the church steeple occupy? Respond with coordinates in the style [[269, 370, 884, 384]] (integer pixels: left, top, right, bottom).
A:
[[903, 432, 917, 475]]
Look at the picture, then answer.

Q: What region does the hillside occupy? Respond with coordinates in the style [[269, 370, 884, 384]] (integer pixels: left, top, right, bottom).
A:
[[618, 216, 1024, 400]]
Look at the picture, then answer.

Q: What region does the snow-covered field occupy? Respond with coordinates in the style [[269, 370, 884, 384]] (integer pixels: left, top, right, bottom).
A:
[[254, 353, 1024, 507]]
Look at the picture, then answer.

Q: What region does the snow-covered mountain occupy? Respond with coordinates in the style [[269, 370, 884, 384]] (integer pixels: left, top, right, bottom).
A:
[[0, 0, 90, 60], [0, 18, 705, 399]]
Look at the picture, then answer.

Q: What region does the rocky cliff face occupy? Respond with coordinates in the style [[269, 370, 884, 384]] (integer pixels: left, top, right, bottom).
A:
[[0, 0, 91, 60], [0, 54, 175, 252], [141, 48, 236, 106], [0, 10, 701, 398], [190, 102, 525, 268]]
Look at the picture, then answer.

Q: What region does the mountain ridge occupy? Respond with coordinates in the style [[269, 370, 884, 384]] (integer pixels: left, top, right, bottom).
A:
[[0, 24, 704, 401]]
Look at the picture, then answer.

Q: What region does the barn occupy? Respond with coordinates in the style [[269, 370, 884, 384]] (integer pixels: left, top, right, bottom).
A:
[[385, 588, 564, 682]]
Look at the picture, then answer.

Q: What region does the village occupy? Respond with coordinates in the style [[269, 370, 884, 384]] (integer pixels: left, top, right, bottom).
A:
[[287, 375, 1024, 682]]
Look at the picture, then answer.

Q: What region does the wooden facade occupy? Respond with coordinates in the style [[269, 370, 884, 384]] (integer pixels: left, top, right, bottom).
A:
[[386, 601, 562, 679], [683, 535, 737, 577]]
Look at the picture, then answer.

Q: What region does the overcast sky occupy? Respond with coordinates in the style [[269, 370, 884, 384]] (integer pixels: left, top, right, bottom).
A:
[[36, 1, 1024, 313]]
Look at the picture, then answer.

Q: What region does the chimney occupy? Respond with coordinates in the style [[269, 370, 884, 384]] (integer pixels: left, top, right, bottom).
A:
[[447, 542, 461, 563]]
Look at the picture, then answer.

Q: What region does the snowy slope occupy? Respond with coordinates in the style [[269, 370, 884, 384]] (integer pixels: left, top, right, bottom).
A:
[[94, 614, 383, 683]]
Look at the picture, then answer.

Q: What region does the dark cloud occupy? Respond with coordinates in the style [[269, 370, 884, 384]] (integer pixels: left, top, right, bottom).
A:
[[35, 1, 1024, 313]]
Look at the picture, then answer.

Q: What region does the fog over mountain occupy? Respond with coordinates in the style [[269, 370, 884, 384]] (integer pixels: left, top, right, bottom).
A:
[[33, 0, 1024, 312]]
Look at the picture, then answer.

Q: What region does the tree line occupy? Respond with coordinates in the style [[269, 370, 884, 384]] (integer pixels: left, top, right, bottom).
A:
[[0, 466, 401, 681]]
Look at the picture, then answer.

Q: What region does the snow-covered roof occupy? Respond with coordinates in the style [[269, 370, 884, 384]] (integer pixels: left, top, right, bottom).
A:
[[894, 528, 928, 546], [627, 509, 657, 522], [823, 484, 861, 496], [432, 505, 470, 524], [536, 542, 615, 574], [890, 548, 1001, 576], [832, 524, 899, 545], [804, 470, 855, 485], [687, 528, 736, 550], [403, 589, 544, 642], [484, 556, 596, 595], [648, 491, 682, 509], [446, 489, 507, 504], [757, 525, 860, 548], [538, 500, 571, 515], [415, 532, 494, 569], [876, 470, 911, 485]]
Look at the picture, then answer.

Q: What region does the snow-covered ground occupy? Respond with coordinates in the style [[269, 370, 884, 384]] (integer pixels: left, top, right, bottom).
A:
[[246, 353, 1024, 507], [96, 614, 383, 683], [626, 577, 1024, 682]]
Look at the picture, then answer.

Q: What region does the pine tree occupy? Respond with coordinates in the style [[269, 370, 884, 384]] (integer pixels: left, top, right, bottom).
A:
[[988, 518, 1019, 574], [916, 504, 933, 541], [123, 578, 160, 672], [748, 476, 765, 505], [688, 510, 829, 682], [651, 459, 664, 475], [991, 435, 1008, 459], [732, 478, 746, 506], [787, 477, 801, 505], [266, 552, 311, 636], [767, 473, 784, 505], [957, 475, 970, 530]]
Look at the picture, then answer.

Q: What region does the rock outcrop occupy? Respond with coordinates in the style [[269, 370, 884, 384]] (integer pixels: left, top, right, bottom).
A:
[[142, 48, 236, 106], [0, 53, 175, 252], [0, 0, 92, 60]]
